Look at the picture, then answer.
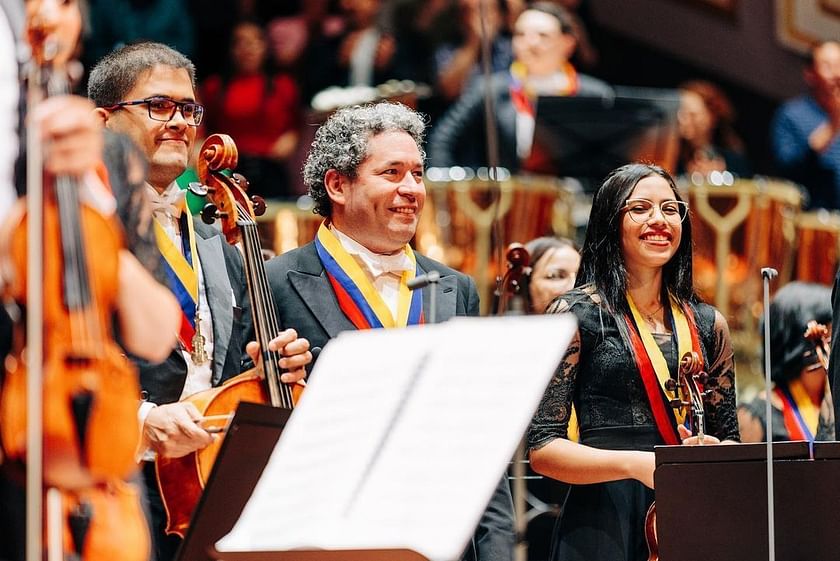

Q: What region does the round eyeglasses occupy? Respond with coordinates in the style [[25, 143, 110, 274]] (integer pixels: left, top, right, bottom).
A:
[[623, 198, 689, 224], [103, 96, 205, 127]]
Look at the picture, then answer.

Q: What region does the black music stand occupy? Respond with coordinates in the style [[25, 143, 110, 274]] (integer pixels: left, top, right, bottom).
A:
[[654, 441, 840, 561], [175, 402, 292, 561], [525, 87, 680, 186]]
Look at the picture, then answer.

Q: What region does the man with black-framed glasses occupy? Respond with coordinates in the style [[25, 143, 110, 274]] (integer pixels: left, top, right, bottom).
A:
[[88, 41, 311, 561]]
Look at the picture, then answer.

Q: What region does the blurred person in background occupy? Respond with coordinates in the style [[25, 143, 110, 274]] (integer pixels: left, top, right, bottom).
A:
[[772, 41, 840, 210], [522, 236, 580, 314], [201, 20, 301, 199], [677, 80, 751, 179], [429, 2, 611, 171], [432, 0, 513, 102], [739, 282, 834, 442]]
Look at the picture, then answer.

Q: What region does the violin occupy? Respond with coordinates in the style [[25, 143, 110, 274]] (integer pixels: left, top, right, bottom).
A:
[[494, 243, 530, 315], [0, 2, 149, 560], [644, 351, 717, 561], [155, 134, 304, 538], [804, 320, 834, 438]]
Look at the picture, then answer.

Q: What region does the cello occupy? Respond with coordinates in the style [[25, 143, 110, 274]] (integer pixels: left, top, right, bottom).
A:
[[0, 1, 149, 559], [155, 134, 304, 538]]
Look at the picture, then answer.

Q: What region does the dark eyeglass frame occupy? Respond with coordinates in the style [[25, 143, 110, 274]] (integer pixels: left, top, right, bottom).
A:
[[622, 198, 689, 224], [103, 96, 205, 127]]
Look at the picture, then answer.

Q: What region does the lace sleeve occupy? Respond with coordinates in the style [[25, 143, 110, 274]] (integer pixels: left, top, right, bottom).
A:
[[704, 310, 741, 442], [526, 328, 580, 452]]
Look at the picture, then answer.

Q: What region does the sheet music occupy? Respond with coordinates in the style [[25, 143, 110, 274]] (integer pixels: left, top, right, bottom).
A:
[[216, 315, 577, 561]]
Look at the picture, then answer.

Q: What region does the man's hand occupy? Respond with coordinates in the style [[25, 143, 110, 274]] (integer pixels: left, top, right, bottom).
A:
[[32, 95, 103, 176], [245, 328, 311, 384], [143, 401, 214, 459]]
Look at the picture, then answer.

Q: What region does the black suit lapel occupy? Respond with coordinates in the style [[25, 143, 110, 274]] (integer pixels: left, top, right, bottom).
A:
[[288, 246, 355, 339]]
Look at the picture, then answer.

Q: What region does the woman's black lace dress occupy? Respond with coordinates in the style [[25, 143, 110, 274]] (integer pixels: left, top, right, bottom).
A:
[[527, 288, 740, 561]]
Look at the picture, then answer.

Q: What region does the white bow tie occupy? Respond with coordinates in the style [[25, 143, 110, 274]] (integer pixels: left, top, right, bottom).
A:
[[362, 251, 415, 278], [149, 187, 186, 219]]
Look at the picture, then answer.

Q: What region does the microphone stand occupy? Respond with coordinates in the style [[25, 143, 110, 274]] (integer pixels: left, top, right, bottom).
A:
[[407, 270, 440, 324], [760, 267, 777, 561]]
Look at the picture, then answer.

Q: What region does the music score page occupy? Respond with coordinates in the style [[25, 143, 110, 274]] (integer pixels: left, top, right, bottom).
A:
[[216, 314, 577, 561]]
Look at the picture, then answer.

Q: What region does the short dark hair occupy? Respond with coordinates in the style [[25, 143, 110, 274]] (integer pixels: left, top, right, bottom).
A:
[[303, 102, 426, 217], [765, 281, 832, 384], [88, 42, 196, 107], [576, 163, 695, 315]]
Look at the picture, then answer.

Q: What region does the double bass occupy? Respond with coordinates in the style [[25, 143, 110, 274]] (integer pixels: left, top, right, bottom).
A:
[[155, 134, 304, 538], [0, 2, 149, 559]]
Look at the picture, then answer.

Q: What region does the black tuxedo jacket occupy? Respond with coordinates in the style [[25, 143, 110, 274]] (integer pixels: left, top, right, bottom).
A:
[[133, 220, 253, 405], [265, 241, 514, 561]]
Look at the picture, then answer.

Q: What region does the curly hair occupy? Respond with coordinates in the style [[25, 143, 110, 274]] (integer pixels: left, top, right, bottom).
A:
[[88, 42, 196, 108], [303, 102, 426, 217]]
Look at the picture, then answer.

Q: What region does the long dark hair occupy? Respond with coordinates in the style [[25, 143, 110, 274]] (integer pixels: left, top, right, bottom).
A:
[[575, 163, 695, 315], [766, 281, 832, 384]]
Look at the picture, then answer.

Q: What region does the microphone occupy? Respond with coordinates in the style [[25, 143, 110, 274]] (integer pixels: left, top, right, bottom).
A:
[[407, 270, 440, 290], [407, 270, 440, 324], [761, 267, 778, 280]]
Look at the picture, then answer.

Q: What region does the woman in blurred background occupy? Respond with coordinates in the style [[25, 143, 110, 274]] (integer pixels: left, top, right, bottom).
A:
[[201, 20, 301, 198], [677, 79, 751, 179], [739, 281, 834, 442]]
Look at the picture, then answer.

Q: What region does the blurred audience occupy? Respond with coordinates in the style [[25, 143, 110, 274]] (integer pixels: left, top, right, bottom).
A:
[[772, 41, 840, 210], [677, 80, 751, 179], [522, 236, 580, 314], [739, 282, 834, 442], [433, 0, 513, 101], [429, 2, 611, 171], [200, 20, 301, 198]]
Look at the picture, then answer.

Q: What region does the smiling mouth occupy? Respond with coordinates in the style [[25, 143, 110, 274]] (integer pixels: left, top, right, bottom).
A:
[[640, 233, 671, 242], [391, 207, 416, 215]]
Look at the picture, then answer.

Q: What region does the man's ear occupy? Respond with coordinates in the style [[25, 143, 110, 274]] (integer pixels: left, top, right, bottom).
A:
[[324, 169, 347, 206], [93, 107, 110, 126]]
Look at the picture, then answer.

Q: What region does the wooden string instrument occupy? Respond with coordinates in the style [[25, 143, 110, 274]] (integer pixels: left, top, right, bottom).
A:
[[155, 134, 303, 538], [644, 351, 717, 561], [804, 320, 834, 437], [0, 1, 149, 559]]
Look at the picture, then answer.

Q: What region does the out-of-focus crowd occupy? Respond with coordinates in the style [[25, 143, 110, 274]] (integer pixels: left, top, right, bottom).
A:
[[81, 0, 840, 212]]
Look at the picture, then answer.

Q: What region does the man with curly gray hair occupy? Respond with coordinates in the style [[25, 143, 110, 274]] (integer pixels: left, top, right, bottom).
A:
[[266, 101, 515, 561]]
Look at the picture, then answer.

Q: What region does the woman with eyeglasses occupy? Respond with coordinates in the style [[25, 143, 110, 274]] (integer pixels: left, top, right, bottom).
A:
[[527, 163, 740, 561]]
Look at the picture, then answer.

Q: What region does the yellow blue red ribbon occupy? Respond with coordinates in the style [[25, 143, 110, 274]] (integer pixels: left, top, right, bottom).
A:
[[314, 222, 423, 330]]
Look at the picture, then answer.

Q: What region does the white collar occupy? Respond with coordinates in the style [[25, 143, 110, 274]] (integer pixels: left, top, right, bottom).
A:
[[146, 182, 186, 219], [330, 225, 414, 277]]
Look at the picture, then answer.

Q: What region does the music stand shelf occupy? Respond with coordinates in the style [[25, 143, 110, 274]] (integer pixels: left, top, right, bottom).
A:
[[655, 441, 840, 561]]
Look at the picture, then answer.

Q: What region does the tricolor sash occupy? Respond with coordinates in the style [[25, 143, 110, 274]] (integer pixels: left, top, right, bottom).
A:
[[625, 293, 703, 445], [154, 209, 200, 352], [775, 379, 819, 442], [314, 222, 423, 330]]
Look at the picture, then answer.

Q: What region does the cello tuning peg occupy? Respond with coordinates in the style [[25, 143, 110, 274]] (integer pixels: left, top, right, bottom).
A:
[[697, 372, 709, 385], [200, 203, 219, 224], [668, 398, 682, 409], [664, 379, 678, 392], [188, 182, 209, 197], [251, 195, 266, 216], [231, 173, 250, 191]]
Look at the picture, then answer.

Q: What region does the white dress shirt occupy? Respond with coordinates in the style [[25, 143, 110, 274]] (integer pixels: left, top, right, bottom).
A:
[[138, 183, 215, 429], [329, 225, 414, 320]]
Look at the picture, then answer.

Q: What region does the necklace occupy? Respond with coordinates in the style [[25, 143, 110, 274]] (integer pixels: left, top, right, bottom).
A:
[[640, 303, 664, 326]]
